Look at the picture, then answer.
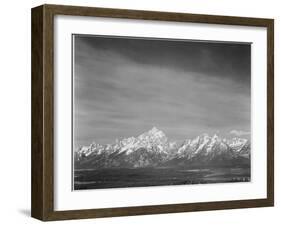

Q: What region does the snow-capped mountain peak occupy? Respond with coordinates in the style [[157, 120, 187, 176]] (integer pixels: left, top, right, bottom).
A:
[[75, 129, 251, 169], [212, 134, 219, 140], [138, 127, 167, 141], [228, 137, 248, 153]]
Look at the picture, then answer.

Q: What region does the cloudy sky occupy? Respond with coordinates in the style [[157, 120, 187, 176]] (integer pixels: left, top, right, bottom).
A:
[[73, 35, 251, 148]]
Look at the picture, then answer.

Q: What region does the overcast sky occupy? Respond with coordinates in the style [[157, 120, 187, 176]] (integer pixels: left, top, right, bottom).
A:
[[73, 35, 251, 148]]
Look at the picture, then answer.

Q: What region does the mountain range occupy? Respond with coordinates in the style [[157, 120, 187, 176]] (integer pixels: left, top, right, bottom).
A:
[[74, 127, 250, 169]]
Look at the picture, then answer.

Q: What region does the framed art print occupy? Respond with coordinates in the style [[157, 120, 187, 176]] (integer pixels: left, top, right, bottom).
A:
[[31, 4, 274, 221]]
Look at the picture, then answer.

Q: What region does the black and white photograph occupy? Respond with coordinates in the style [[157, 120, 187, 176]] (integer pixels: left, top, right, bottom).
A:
[[73, 35, 251, 190]]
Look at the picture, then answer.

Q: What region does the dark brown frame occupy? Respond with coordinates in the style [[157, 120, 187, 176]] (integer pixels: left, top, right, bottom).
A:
[[31, 4, 274, 221]]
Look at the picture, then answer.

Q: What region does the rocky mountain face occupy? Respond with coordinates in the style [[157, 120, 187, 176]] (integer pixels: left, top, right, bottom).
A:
[[75, 127, 250, 169]]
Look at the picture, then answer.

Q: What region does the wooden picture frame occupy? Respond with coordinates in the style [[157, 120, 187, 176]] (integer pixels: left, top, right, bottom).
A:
[[31, 4, 274, 221]]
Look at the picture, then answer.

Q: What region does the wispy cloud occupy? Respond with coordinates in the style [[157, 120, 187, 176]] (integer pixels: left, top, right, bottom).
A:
[[230, 130, 251, 136], [74, 35, 251, 147]]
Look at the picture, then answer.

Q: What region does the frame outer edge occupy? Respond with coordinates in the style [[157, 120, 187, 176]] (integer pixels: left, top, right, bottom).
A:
[[31, 5, 45, 220], [43, 3, 272, 26], [43, 4, 55, 221], [32, 5, 55, 221], [267, 19, 274, 206]]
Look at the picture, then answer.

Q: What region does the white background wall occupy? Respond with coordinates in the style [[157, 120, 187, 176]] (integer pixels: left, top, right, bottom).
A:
[[0, 0, 279, 225]]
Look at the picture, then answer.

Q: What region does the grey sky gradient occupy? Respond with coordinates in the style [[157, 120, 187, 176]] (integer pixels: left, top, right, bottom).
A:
[[73, 35, 251, 148]]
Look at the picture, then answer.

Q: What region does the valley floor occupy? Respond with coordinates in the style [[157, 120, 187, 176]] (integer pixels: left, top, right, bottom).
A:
[[73, 167, 250, 190]]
